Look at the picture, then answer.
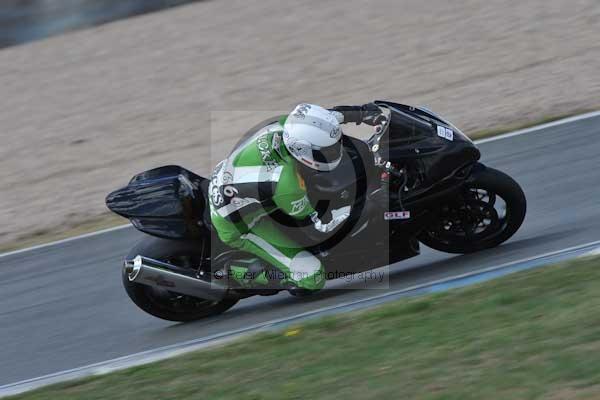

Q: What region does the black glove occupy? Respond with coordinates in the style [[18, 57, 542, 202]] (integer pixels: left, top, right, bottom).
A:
[[330, 103, 385, 126], [330, 105, 362, 124], [360, 103, 386, 126]]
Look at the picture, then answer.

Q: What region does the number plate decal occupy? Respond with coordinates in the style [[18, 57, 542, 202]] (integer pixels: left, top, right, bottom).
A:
[[437, 125, 454, 141], [384, 211, 411, 220]]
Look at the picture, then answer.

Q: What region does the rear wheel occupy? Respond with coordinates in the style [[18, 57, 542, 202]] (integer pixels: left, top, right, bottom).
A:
[[418, 166, 526, 254], [122, 236, 238, 322]]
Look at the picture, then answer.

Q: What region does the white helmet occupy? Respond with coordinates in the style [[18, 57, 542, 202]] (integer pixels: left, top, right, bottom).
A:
[[283, 103, 343, 171]]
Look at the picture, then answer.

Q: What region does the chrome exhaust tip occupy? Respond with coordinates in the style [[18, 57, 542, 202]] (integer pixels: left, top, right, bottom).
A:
[[123, 255, 227, 301], [123, 258, 138, 277]]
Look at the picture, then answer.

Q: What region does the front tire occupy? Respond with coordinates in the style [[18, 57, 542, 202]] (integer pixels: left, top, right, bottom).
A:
[[418, 166, 526, 254], [123, 236, 238, 322]]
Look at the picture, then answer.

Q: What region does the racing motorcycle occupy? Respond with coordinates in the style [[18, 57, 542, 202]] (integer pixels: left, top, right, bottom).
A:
[[106, 101, 526, 322]]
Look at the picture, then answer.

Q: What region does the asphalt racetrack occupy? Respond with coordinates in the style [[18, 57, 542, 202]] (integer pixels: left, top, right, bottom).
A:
[[1, 114, 599, 386]]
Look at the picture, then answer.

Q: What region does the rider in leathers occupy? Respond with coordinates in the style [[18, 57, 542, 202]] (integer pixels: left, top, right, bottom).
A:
[[209, 103, 384, 294]]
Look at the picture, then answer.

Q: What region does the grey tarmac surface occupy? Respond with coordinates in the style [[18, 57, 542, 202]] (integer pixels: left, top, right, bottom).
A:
[[1, 116, 600, 386]]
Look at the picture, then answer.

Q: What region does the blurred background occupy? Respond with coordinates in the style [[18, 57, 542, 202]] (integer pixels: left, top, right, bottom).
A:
[[0, 0, 199, 48], [0, 0, 599, 250]]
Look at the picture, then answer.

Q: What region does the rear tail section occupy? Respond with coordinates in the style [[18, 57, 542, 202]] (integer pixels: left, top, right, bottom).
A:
[[106, 165, 210, 239]]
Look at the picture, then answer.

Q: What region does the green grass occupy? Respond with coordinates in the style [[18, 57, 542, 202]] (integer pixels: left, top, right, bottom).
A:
[[11, 256, 600, 400]]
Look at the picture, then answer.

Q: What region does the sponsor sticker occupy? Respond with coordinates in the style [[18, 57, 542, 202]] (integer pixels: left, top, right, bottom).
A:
[[437, 125, 454, 141], [290, 195, 309, 215], [272, 131, 281, 151], [330, 126, 341, 139], [256, 133, 279, 171], [292, 103, 311, 119], [384, 211, 411, 220]]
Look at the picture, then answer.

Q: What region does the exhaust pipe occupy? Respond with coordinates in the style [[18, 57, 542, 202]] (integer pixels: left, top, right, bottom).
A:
[[124, 255, 228, 301]]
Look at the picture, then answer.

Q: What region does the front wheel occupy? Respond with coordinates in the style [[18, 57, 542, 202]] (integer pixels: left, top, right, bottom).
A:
[[418, 166, 526, 254], [123, 236, 238, 322]]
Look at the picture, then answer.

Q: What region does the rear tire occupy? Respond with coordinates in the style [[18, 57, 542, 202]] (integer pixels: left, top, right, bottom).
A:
[[418, 166, 526, 254], [123, 236, 238, 322]]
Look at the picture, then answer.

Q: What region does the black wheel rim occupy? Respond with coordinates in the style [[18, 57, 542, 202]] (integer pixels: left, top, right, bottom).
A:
[[426, 186, 509, 247]]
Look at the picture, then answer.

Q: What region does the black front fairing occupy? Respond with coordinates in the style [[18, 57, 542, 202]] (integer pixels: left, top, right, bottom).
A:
[[374, 101, 480, 203], [105, 165, 209, 239]]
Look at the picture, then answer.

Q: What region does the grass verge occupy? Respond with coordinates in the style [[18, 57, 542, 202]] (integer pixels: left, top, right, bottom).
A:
[[10, 256, 600, 400]]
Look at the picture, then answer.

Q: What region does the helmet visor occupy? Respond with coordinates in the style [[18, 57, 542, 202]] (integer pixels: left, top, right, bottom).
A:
[[312, 141, 342, 169]]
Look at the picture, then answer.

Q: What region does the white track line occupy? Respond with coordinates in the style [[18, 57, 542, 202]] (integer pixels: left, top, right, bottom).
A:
[[475, 110, 600, 144], [1, 108, 599, 260], [2, 239, 600, 397], [0, 224, 131, 259], [585, 247, 600, 257]]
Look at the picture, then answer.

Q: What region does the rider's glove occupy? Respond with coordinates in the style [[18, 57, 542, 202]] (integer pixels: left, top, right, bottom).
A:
[[310, 206, 351, 233], [330, 105, 362, 125], [360, 103, 386, 126], [330, 103, 385, 126]]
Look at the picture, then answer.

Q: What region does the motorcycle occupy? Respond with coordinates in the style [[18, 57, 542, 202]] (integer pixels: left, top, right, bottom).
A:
[[106, 101, 526, 322]]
